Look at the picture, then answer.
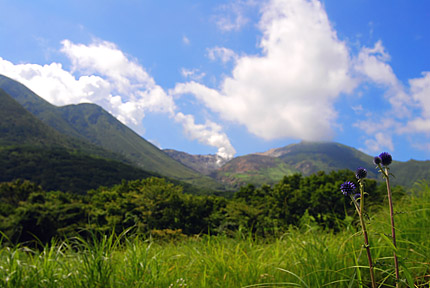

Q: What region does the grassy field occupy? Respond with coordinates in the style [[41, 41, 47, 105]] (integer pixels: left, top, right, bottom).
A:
[[1, 182, 429, 287]]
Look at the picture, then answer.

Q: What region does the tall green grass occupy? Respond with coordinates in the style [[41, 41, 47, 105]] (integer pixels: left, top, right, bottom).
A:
[[1, 183, 429, 287]]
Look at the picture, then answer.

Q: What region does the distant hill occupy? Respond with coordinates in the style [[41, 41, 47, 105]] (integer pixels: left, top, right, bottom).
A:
[[214, 141, 430, 188], [163, 149, 228, 175], [0, 74, 223, 191]]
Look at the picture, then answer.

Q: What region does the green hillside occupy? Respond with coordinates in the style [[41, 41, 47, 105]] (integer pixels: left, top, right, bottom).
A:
[[0, 88, 67, 147], [0, 75, 223, 190], [0, 88, 158, 193], [276, 141, 376, 177], [0, 145, 156, 194], [215, 154, 295, 188], [215, 141, 430, 188]]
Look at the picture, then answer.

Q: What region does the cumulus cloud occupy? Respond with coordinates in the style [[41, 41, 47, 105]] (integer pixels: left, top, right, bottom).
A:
[[0, 40, 176, 130], [175, 0, 356, 141], [175, 112, 236, 160], [0, 56, 111, 106], [0, 40, 234, 158], [61, 39, 158, 96]]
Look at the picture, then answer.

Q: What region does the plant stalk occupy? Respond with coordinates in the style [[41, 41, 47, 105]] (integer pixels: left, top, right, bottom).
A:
[[355, 180, 377, 288], [384, 167, 400, 287]]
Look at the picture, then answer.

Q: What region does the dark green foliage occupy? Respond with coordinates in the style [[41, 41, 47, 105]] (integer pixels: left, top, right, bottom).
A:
[[86, 178, 227, 235], [0, 146, 155, 194], [231, 170, 384, 234], [0, 170, 395, 245], [390, 160, 430, 187], [0, 180, 87, 243]]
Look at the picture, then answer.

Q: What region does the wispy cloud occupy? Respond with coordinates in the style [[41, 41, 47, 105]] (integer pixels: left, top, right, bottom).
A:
[[213, 0, 257, 32], [352, 41, 430, 153], [181, 68, 206, 81], [207, 46, 238, 64], [182, 35, 190, 45]]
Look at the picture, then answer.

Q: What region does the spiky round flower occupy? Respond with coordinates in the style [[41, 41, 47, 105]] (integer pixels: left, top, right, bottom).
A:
[[340, 181, 356, 196], [373, 156, 382, 165], [379, 152, 392, 166], [356, 167, 367, 180]]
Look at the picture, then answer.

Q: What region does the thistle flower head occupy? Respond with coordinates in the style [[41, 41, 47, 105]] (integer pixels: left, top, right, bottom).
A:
[[379, 152, 392, 166], [373, 156, 382, 165], [355, 167, 367, 180], [340, 181, 356, 196]]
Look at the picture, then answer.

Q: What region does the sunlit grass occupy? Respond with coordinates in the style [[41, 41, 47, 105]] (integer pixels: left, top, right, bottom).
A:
[[1, 183, 429, 287]]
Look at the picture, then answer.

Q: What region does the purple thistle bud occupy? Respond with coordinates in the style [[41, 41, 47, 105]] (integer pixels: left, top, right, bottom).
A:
[[356, 167, 367, 180], [340, 181, 356, 196], [379, 152, 392, 166], [353, 193, 361, 200], [373, 156, 382, 165]]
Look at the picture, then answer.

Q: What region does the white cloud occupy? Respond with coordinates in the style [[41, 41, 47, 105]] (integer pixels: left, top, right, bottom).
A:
[[352, 43, 430, 151], [363, 132, 394, 154], [207, 47, 238, 64], [0, 40, 176, 131], [182, 36, 190, 45], [353, 40, 410, 116], [175, 0, 356, 141], [181, 68, 206, 81], [410, 72, 430, 118], [399, 72, 430, 134], [0, 56, 110, 106], [174, 112, 236, 159], [0, 40, 236, 159], [354, 117, 398, 136], [402, 118, 430, 134], [214, 0, 257, 32], [354, 41, 396, 86], [61, 39, 156, 96]]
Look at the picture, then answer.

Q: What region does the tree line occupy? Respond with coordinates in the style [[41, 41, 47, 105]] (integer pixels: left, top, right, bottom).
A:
[[0, 169, 405, 244]]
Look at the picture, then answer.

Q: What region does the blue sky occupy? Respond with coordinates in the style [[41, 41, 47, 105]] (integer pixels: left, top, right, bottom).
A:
[[1, 0, 429, 161]]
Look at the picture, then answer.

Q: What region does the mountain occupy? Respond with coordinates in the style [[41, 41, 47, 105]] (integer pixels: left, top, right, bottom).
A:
[[0, 88, 67, 147], [0, 88, 157, 193], [214, 141, 430, 188], [0, 75, 223, 190], [163, 149, 228, 175]]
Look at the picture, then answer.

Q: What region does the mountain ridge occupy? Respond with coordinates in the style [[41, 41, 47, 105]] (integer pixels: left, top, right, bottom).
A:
[[0, 74, 224, 191], [167, 141, 430, 189]]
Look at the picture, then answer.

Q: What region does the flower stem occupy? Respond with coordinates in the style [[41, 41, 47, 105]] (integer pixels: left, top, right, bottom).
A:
[[384, 166, 400, 287], [355, 180, 376, 288]]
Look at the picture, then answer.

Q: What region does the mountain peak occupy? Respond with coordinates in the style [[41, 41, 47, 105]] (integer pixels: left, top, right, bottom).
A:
[[163, 149, 228, 175]]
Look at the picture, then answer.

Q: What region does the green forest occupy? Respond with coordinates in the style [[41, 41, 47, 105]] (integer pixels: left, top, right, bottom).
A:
[[0, 169, 399, 244]]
